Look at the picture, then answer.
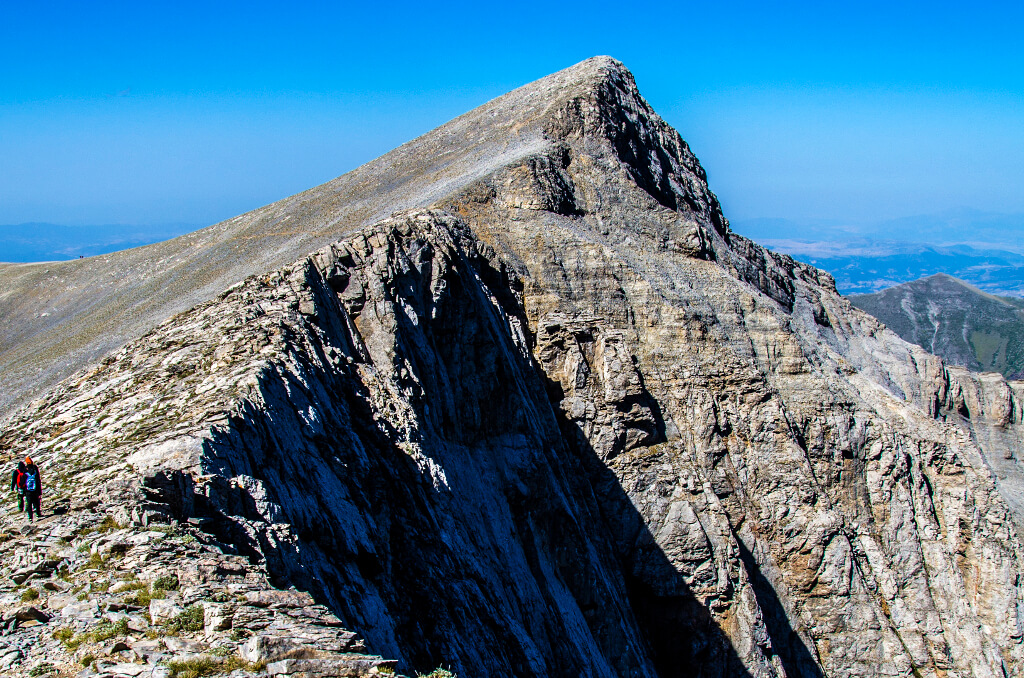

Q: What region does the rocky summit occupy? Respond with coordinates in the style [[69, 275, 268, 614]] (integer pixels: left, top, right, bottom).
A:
[[2, 56, 1024, 678]]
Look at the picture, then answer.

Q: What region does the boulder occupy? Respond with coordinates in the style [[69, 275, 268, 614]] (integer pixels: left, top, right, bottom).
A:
[[243, 589, 315, 608], [148, 599, 183, 625]]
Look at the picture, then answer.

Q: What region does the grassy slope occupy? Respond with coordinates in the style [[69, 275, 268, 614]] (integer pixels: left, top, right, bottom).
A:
[[850, 273, 1024, 378]]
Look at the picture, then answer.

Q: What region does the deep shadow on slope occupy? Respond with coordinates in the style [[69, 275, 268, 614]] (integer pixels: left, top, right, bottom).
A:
[[556, 409, 753, 677], [144, 219, 784, 677], [555, 384, 822, 678], [733, 538, 823, 678]]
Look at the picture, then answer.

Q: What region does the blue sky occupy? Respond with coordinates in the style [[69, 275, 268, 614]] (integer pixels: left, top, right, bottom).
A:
[[1, 0, 1022, 235]]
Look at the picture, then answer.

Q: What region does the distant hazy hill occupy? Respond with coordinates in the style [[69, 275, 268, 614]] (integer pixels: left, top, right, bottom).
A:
[[730, 213, 1024, 297], [0, 222, 197, 262], [850, 273, 1024, 378]]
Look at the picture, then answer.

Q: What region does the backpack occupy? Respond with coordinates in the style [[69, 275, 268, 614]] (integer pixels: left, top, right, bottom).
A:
[[14, 471, 23, 491], [24, 472, 37, 492]]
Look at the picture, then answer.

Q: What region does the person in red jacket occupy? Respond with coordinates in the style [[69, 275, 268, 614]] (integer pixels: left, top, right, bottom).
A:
[[21, 457, 41, 521], [9, 461, 25, 513]]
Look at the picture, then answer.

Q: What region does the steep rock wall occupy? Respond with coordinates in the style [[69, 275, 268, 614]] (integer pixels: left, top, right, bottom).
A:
[[446, 59, 1024, 677]]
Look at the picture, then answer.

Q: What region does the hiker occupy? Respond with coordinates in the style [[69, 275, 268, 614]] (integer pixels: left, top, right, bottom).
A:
[[22, 457, 41, 521], [9, 461, 25, 513]]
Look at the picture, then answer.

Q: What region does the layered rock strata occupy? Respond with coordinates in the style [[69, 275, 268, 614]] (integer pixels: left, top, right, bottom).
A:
[[1, 57, 1024, 678]]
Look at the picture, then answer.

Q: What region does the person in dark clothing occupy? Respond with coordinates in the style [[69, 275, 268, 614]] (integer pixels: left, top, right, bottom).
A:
[[22, 458, 41, 521], [9, 461, 25, 513]]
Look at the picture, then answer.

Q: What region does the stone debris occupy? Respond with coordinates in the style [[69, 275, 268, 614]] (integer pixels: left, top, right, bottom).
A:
[[0, 494, 402, 677]]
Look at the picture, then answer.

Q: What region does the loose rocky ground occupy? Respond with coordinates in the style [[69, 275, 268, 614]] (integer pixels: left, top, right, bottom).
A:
[[0, 489, 401, 678]]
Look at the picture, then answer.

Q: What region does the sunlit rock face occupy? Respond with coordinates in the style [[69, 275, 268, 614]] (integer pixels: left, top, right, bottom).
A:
[[3, 57, 1024, 678]]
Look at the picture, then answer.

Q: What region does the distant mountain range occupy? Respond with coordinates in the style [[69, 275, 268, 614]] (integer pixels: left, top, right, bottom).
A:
[[849, 273, 1024, 378], [0, 222, 198, 262], [731, 212, 1024, 297]]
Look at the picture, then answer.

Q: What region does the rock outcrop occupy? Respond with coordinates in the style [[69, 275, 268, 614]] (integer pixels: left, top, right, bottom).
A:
[[2, 56, 1024, 678]]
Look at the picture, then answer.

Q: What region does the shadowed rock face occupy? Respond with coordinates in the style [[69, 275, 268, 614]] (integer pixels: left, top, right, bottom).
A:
[[3, 57, 1024, 678]]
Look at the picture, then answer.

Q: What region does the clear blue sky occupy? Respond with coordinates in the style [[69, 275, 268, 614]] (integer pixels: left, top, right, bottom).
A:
[[2, 0, 1022, 231]]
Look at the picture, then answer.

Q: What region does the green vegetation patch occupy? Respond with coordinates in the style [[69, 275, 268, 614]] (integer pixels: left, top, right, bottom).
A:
[[163, 605, 204, 634], [153, 574, 179, 591], [78, 515, 121, 537], [970, 330, 1007, 370], [57, 619, 129, 651], [164, 655, 264, 678]]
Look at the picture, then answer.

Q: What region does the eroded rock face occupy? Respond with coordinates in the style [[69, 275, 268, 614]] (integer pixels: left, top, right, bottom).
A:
[[2, 56, 1024, 678]]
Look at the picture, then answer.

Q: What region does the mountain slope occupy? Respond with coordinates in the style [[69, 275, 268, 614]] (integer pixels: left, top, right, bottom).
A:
[[0, 58, 611, 417], [850, 273, 1024, 378], [2, 57, 1024, 678]]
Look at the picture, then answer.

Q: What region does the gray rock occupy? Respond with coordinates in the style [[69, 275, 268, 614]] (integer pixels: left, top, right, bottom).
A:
[[240, 635, 314, 663], [106, 664, 149, 677], [0, 647, 21, 669], [61, 599, 99, 622], [162, 637, 206, 653], [243, 589, 314, 608], [147, 599, 182, 625], [265, 656, 395, 677], [12, 605, 49, 623], [201, 601, 233, 635]]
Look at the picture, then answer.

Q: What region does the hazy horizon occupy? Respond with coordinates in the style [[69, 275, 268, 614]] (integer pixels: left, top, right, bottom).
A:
[[4, 3, 1022, 218], [2, 1, 1021, 291]]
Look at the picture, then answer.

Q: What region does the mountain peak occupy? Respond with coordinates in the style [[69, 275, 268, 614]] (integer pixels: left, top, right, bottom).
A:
[[851, 273, 1024, 377], [0, 56, 724, 415], [914, 272, 1017, 305]]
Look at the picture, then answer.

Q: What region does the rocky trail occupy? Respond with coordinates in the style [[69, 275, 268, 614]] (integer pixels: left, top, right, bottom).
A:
[[0, 486, 400, 678]]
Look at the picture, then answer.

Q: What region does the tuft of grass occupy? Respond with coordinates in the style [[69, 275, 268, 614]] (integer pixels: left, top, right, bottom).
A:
[[164, 656, 265, 678], [79, 515, 121, 537], [20, 588, 39, 602], [119, 580, 148, 592], [51, 627, 74, 643], [78, 654, 95, 668], [60, 619, 129, 651], [153, 574, 179, 591], [123, 578, 171, 607], [125, 588, 154, 607], [93, 618, 129, 642], [163, 605, 204, 634], [146, 525, 178, 536], [419, 670, 456, 678], [28, 662, 56, 676]]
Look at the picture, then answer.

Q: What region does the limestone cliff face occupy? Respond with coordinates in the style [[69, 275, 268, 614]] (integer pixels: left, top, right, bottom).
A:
[[3, 57, 1024, 678]]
